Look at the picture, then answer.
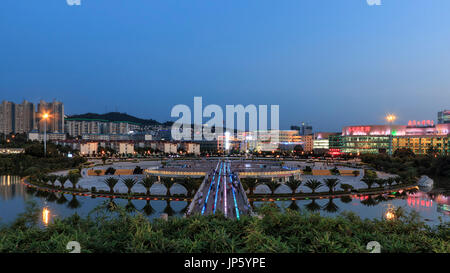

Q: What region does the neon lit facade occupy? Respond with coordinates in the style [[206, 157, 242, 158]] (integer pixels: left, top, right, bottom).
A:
[[339, 123, 450, 155]]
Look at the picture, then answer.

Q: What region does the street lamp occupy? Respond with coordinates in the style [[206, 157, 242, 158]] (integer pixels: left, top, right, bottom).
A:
[[42, 113, 49, 156], [385, 114, 397, 124]]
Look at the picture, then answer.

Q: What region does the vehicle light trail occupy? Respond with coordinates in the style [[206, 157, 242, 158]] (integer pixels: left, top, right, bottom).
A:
[[201, 160, 220, 215], [228, 163, 240, 220], [223, 162, 228, 217], [213, 161, 223, 214]]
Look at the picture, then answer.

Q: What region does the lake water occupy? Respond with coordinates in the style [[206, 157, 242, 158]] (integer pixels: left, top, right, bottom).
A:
[[1, 176, 448, 227]]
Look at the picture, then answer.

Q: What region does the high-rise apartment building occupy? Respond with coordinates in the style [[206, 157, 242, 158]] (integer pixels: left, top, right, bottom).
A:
[[0, 101, 14, 135], [37, 100, 64, 133], [14, 100, 36, 133]]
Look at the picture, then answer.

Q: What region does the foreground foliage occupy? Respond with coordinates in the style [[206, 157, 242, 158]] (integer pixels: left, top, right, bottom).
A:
[[0, 202, 448, 253]]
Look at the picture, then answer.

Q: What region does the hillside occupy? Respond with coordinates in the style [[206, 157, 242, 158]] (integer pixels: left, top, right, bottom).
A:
[[67, 112, 173, 126]]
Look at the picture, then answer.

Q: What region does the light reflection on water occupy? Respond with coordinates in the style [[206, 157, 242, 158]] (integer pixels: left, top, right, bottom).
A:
[[0, 176, 449, 226]]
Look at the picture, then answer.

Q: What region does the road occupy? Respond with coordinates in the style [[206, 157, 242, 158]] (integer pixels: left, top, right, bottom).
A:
[[191, 159, 251, 219]]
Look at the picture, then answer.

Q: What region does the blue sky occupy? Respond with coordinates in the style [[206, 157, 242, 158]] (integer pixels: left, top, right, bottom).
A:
[[1, 0, 450, 131]]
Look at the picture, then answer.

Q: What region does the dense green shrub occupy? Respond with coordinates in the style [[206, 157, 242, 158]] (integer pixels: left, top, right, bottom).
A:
[[0, 201, 448, 253]]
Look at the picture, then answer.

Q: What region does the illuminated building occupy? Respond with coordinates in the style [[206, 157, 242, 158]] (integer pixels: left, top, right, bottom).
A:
[[339, 122, 450, 155], [80, 142, 99, 155], [313, 132, 340, 153], [392, 136, 449, 155], [438, 110, 450, 124]]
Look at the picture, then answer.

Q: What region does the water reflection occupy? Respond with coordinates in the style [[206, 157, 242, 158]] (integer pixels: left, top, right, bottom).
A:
[[125, 199, 137, 213], [305, 199, 321, 212], [0, 176, 448, 226], [142, 200, 154, 216], [67, 195, 81, 209], [42, 207, 50, 226], [322, 198, 339, 213], [0, 176, 27, 200]]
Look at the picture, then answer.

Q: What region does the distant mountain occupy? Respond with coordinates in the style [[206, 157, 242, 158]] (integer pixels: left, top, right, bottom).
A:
[[67, 112, 173, 126]]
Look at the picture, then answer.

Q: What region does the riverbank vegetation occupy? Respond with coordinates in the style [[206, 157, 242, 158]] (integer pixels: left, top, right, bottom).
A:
[[361, 152, 450, 181], [0, 201, 448, 253]]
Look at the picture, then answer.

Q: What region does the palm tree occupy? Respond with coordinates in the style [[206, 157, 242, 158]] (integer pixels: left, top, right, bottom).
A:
[[122, 178, 137, 194], [125, 199, 137, 213], [264, 180, 279, 195], [68, 173, 81, 189], [40, 174, 49, 185], [386, 177, 396, 187], [58, 175, 69, 189], [103, 177, 119, 194], [67, 195, 81, 209], [160, 177, 173, 196], [324, 178, 340, 193], [241, 178, 258, 195], [285, 179, 302, 194], [141, 200, 154, 216], [48, 175, 58, 187], [323, 198, 339, 213], [139, 176, 157, 195], [305, 179, 322, 194], [394, 176, 402, 185], [46, 192, 58, 202], [57, 194, 68, 204], [361, 178, 376, 189], [179, 180, 197, 197], [375, 178, 386, 188], [305, 199, 321, 212], [163, 200, 175, 216], [288, 200, 300, 211]]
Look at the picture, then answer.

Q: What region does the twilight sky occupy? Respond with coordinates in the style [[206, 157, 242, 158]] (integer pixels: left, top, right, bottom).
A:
[[1, 0, 449, 131]]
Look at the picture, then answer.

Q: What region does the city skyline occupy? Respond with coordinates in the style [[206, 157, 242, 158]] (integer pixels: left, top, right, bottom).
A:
[[1, 1, 450, 131]]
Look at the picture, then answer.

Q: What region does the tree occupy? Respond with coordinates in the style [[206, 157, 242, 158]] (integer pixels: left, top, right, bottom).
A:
[[101, 155, 108, 165], [47, 175, 58, 187], [303, 166, 312, 174], [386, 177, 396, 187], [375, 178, 386, 188], [304, 179, 322, 194], [105, 167, 116, 175], [285, 179, 302, 194], [304, 199, 321, 212], [160, 177, 173, 196], [139, 176, 157, 195], [122, 178, 137, 194], [340, 183, 354, 192], [324, 178, 340, 193], [241, 178, 259, 195], [352, 170, 360, 177], [361, 178, 376, 189], [323, 198, 339, 213], [58, 175, 68, 189], [94, 170, 102, 176], [393, 148, 415, 158], [264, 180, 279, 195], [103, 177, 119, 194], [68, 173, 81, 189], [133, 166, 143, 175]]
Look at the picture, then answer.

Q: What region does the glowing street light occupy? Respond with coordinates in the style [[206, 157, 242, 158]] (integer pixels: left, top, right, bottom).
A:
[[42, 112, 50, 156], [385, 114, 397, 124]]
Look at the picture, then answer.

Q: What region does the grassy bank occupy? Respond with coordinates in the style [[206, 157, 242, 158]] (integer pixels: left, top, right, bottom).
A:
[[0, 202, 448, 253]]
